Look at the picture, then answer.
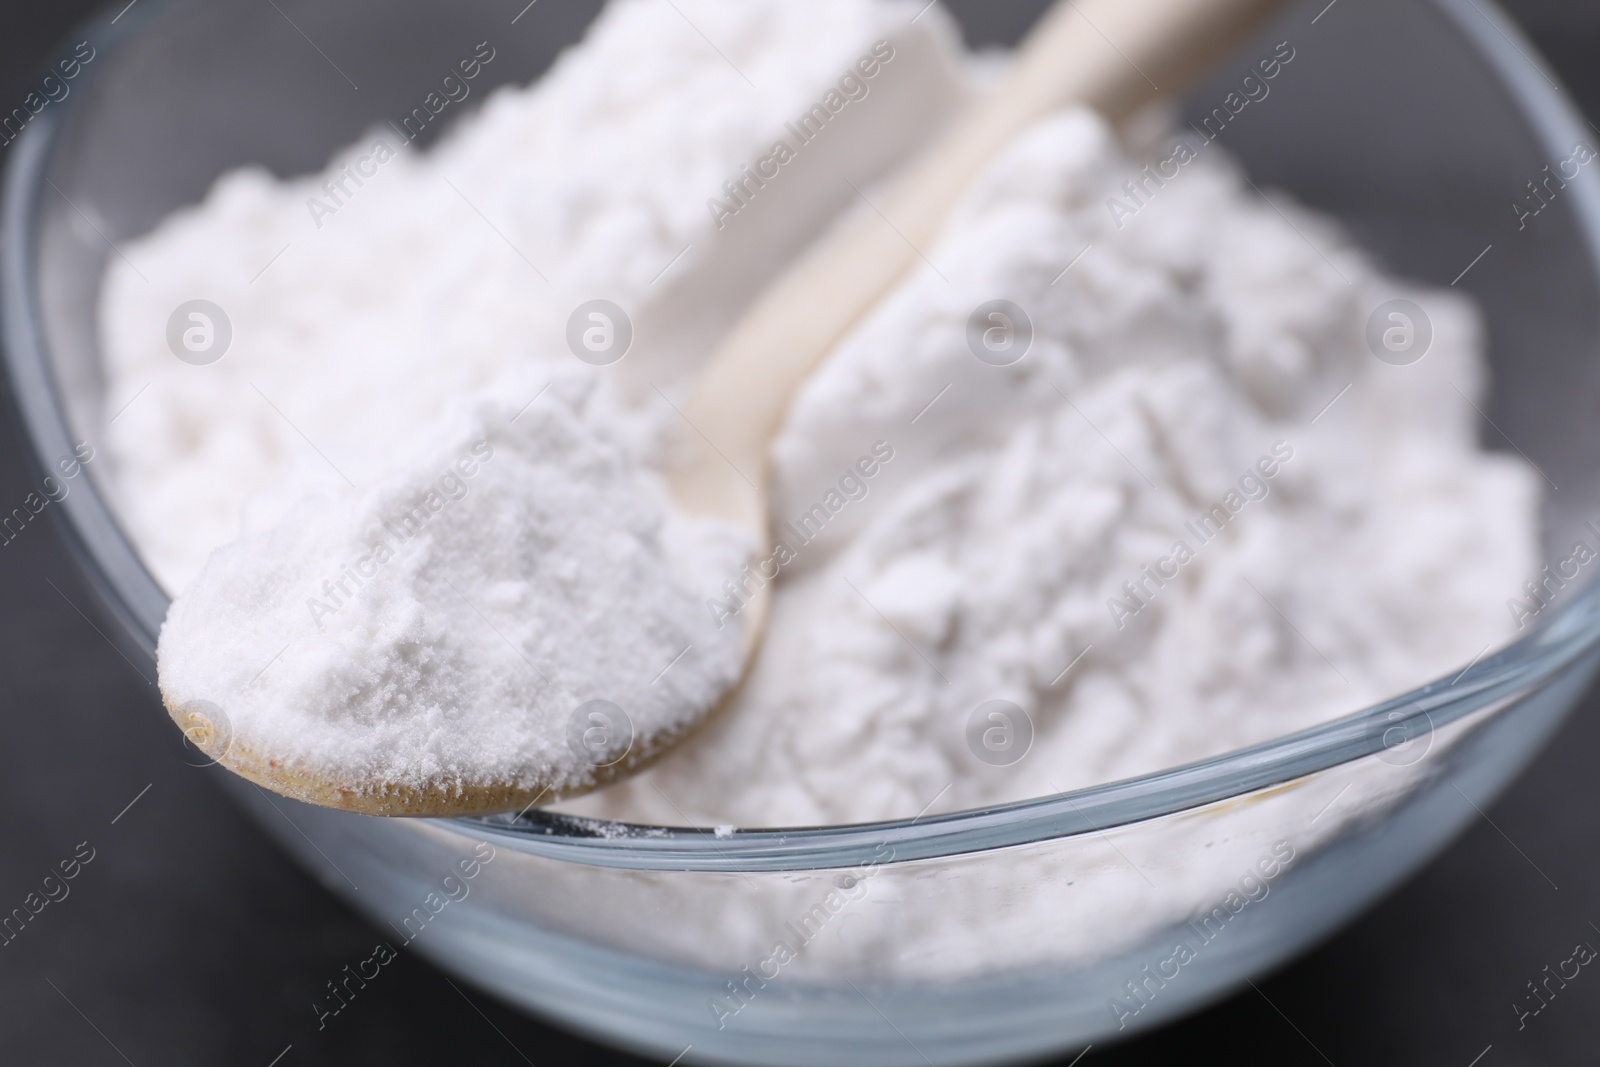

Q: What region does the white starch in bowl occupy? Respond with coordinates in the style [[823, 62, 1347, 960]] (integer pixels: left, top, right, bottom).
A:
[[103, 0, 1535, 853]]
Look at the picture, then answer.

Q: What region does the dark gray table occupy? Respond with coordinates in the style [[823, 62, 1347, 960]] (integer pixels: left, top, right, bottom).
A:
[[2, 1, 1598, 1063]]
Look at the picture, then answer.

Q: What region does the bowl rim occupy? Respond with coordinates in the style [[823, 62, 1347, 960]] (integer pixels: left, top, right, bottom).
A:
[[4, 0, 1600, 873]]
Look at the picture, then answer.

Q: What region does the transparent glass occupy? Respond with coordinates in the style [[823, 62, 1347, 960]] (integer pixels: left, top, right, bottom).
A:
[[4, 0, 1600, 1063]]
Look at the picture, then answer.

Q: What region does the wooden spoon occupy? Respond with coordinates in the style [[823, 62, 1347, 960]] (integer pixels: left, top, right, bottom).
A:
[[171, 0, 1282, 817]]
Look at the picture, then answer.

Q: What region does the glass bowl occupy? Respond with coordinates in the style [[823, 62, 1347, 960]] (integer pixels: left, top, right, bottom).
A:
[[5, 0, 1600, 1063]]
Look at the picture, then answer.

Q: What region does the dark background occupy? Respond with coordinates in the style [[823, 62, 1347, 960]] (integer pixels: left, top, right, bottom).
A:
[[3, 1, 1600, 1065]]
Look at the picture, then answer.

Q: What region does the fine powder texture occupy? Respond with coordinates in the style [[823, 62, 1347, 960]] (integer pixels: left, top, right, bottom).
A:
[[105, 0, 1537, 833]]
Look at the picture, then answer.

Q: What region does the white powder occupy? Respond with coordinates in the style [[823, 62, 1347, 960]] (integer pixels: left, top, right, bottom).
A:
[[105, 0, 1538, 953], [156, 366, 747, 805]]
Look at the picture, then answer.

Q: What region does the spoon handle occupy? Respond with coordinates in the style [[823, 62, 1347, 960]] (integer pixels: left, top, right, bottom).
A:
[[674, 0, 1283, 584]]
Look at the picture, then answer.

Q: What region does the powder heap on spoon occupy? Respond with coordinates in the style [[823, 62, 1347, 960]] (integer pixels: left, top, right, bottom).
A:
[[158, 368, 748, 814]]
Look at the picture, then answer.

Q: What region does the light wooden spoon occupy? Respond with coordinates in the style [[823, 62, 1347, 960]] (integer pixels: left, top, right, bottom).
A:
[[172, 0, 1282, 817], [673, 0, 1284, 645]]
